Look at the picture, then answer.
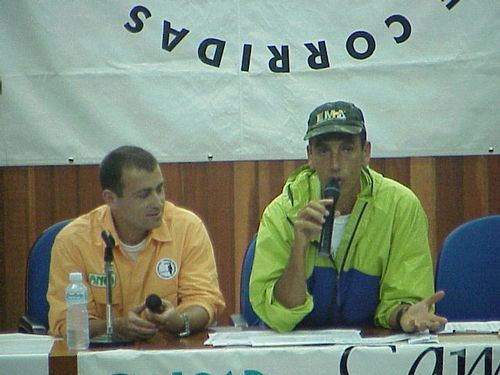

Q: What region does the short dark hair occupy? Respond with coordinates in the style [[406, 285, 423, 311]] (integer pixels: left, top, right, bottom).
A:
[[99, 146, 158, 196]]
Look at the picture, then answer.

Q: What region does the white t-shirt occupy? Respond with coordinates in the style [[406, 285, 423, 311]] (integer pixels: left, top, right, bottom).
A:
[[119, 238, 147, 260], [331, 214, 350, 258]]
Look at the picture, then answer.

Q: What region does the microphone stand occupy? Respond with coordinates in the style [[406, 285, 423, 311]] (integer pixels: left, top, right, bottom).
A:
[[90, 231, 134, 347]]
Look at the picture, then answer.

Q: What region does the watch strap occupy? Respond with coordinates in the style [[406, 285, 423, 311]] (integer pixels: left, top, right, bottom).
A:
[[396, 304, 410, 330], [177, 313, 191, 337]]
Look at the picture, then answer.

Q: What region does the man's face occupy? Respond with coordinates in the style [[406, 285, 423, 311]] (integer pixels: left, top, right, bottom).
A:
[[307, 134, 371, 203], [106, 165, 165, 241]]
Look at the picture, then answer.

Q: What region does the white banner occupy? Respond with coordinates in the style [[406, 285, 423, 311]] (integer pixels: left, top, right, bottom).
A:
[[1, 1, 499, 166], [78, 343, 500, 375]]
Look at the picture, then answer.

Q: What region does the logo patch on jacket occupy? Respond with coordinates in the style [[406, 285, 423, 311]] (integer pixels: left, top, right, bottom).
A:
[[156, 258, 177, 279], [88, 272, 116, 288]]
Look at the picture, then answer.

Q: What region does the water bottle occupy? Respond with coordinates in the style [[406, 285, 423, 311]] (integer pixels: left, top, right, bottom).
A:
[[65, 272, 89, 350]]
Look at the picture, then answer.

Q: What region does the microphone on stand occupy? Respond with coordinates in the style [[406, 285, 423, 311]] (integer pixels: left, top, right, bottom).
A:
[[318, 179, 341, 258], [89, 231, 134, 347]]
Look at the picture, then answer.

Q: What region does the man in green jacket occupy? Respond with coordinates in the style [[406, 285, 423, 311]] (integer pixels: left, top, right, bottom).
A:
[[249, 101, 447, 332]]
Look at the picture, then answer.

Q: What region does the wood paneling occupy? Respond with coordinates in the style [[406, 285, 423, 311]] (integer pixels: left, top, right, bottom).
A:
[[1, 155, 498, 331]]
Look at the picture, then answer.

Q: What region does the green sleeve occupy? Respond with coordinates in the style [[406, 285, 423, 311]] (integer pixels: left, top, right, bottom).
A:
[[374, 194, 435, 328], [249, 196, 314, 332]]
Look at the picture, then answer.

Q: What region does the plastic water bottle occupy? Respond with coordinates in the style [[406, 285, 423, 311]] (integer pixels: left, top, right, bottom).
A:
[[65, 272, 89, 350]]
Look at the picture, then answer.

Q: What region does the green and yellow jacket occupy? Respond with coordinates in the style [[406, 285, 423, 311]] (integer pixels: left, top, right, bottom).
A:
[[249, 165, 435, 332]]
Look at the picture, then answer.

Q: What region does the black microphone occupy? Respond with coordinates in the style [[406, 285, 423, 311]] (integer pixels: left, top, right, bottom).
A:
[[318, 178, 341, 257], [145, 294, 165, 314], [101, 230, 115, 262]]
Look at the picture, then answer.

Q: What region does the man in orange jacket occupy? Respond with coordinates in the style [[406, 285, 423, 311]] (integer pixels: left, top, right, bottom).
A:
[[48, 145, 225, 340]]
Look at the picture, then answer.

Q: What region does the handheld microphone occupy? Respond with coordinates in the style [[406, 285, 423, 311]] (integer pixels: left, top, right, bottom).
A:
[[145, 294, 165, 314], [318, 179, 341, 258]]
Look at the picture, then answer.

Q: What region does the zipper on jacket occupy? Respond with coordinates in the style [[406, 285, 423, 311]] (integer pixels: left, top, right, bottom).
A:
[[333, 167, 373, 276], [335, 201, 368, 309]]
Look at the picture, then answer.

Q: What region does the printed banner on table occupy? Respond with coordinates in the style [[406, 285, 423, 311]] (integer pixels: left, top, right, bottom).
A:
[[78, 343, 500, 375], [0, 1, 499, 166]]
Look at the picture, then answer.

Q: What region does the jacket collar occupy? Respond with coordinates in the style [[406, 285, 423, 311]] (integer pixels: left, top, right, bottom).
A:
[[102, 203, 172, 245]]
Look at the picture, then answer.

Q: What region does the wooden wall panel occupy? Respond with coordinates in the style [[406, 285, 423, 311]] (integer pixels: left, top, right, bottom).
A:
[[205, 162, 235, 320], [77, 165, 103, 214], [2, 168, 31, 330], [233, 162, 259, 311], [53, 167, 79, 220], [31, 167, 55, 241], [410, 157, 438, 263], [487, 156, 500, 214], [435, 157, 465, 252], [0, 155, 498, 331]]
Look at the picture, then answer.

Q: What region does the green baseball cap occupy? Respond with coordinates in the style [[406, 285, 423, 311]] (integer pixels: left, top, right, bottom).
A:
[[304, 101, 365, 140]]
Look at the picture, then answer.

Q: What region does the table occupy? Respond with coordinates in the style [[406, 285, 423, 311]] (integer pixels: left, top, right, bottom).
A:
[[49, 330, 207, 375], [49, 330, 500, 375]]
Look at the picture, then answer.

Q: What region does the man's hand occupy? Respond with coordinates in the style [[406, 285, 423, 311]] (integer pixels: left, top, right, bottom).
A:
[[144, 298, 185, 334], [294, 199, 335, 247], [399, 291, 448, 332], [274, 199, 337, 308], [113, 304, 158, 340]]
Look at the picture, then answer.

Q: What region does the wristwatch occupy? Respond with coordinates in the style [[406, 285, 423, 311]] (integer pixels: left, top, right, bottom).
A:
[[177, 313, 191, 337], [396, 304, 410, 330]]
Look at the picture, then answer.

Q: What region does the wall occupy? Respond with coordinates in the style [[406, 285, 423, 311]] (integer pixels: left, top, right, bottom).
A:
[[1, 155, 499, 331]]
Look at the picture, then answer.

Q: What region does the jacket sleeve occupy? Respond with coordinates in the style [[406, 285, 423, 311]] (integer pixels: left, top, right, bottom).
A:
[[374, 193, 435, 328], [176, 217, 226, 325], [249, 196, 314, 332], [47, 228, 92, 337]]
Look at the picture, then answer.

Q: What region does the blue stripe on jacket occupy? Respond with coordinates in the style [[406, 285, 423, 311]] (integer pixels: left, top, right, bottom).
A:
[[297, 266, 380, 328]]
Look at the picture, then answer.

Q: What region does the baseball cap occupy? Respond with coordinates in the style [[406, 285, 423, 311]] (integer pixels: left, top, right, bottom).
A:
[[304, 101, 365, 140]]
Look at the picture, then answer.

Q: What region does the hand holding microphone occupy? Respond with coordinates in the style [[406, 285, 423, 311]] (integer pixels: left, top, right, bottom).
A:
[[145, 293, 165, 314], [144, 294, 188, 335], [275, 179, 341, 309], [293, 179, 340, 248]]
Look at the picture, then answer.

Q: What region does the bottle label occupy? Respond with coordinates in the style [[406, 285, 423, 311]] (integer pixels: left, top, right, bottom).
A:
[[66, 292, 87, 303]]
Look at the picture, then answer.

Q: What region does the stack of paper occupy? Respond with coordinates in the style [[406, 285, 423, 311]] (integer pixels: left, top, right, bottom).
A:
[[205, 328, 438, 347], [439, 321, 500, 334]]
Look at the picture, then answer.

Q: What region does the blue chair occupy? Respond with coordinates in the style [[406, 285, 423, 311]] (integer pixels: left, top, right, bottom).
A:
[[19, 219, 73, 334], [231, 235, 262, 327], [435, 215, 500, 321]]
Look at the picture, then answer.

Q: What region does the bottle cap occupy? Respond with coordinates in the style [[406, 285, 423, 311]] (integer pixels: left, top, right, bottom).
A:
[[69, 272, 83, 282]]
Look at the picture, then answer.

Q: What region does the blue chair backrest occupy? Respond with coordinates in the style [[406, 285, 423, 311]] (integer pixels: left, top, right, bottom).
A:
[[435, 215, 500, 320], [240, 235, 262, 326], [25, 219, 73, 331]]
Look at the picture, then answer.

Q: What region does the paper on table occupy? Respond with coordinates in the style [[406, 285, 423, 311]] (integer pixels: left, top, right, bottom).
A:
[[439, 321, 500, 334], [205, 328, 361, 347], [205, 330, 275, 346], [249, 329, 362, 347], [205, 328, 438, 347], [360, 330, 439, 345], [0, 333, 56, 355]]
